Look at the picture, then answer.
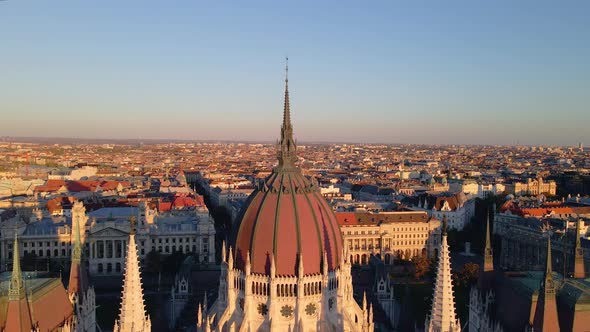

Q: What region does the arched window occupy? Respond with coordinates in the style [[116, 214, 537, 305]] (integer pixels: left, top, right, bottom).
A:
[[98, 263, 103, 273]]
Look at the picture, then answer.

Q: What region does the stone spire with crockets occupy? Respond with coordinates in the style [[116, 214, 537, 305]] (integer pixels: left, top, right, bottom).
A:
[[114, 216, 151, 332], [425, 216, 461, 332]]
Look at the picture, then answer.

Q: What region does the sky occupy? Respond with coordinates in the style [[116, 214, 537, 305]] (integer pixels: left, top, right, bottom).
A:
[[1, 1, 589, 146]]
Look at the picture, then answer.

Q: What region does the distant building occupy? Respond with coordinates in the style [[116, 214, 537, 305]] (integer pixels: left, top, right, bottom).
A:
[[495, 211, 589, 273], [449, 179, 505, 198], [505, 177, 557, 196], [48, 166, 98, 181], [407, 192, 475, 231], [0, 201, 216, 276], [336, 211, 441, 264]]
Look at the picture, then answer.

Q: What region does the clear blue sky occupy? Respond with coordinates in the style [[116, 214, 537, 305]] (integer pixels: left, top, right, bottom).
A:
[[1, 1, 589, 145]]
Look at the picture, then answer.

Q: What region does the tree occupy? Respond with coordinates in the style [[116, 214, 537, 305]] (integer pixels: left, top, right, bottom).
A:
[[22, 251, 37, 271], [456, 263, 479, 287], [413, 254, 431, 280], [145, 249, 162, 274], [162, 250, 186, 274]]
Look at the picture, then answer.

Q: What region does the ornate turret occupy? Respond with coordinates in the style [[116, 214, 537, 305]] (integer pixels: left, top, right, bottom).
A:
[[8, 233, 24, 300], [531, 237, 560, 332], [574, 219, 585, 279], [68, 202, 85, 299], [114, 216, 151, 332], [426, 217, 461, 332], [5, 233, 35, 332]]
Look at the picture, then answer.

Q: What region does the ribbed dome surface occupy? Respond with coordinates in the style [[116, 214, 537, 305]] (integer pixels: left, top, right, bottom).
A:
[[235, 169, 343, 276], [233, 63, 343, 276]]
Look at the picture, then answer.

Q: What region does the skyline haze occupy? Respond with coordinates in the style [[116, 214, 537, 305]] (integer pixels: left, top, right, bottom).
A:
[[1, 1, 589, 146]]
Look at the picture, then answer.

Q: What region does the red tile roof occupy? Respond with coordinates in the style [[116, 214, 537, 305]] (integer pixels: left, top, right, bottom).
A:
[[336, 211, 431, 226]]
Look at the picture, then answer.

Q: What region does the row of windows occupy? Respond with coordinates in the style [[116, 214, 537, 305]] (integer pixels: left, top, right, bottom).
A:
[[97, 262, 122, 274], [22, 249, 71, 258], [343, 227, 430, 236], [19, 236, 204, 248], [150, 237, 201, 244], [23, 241, 71, 248], [347, 239, 427, 249]]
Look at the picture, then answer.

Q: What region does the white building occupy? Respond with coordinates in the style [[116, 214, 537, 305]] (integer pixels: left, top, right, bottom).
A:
[[48, 166, 98, 181], [0, 201, 216, 276], [410, 192, 475, 231], [337, 211, 442, 264]]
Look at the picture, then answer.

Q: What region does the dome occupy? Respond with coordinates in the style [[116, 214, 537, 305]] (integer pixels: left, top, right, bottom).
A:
[[232, 70, 343, 277]]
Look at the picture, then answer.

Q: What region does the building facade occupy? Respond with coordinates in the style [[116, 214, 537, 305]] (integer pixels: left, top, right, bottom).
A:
[[505, 177, 557, 196], [336, 211, 442, 264], [409, 192, 475, 231], [0, 201, 216, 276]]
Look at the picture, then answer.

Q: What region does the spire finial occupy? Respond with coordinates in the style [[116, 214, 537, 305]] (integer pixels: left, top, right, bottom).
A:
[[485, 212, 492, 249], [72, 213, 83, 263], [574, 219, 585, 278], [9, 231, 24, 300], [483, 210, 494, 272], [283, 56, 291, 130], [129, 215, 136, 236], [277, 58, 297, 167], [546, 236, 552, 276]]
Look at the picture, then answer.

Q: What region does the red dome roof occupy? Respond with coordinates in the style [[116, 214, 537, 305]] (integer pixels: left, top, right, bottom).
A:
[[234, 169, 343, 276], [233, 66, 343, 276]]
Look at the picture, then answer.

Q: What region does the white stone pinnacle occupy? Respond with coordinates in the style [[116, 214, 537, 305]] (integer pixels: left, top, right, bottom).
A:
[[114, 233, 151, 332], [427, 233, 460, 332]]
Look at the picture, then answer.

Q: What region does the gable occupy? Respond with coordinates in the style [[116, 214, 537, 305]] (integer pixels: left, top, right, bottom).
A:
[[90, 227, 128, 238]]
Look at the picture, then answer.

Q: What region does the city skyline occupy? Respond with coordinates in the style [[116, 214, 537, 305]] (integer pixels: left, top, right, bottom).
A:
[[1, 1, 589, 145]]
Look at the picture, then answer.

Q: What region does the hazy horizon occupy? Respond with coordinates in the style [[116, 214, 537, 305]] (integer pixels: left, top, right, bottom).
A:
[[2, 135, 584, 148], [1, 1, 589, 146]]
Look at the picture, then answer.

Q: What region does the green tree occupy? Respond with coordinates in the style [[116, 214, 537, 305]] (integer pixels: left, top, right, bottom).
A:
[[145, 249, 162, 274], [413, 254, 431, 280], [22, 251, 37, 271], [455, 262, 480, 287]]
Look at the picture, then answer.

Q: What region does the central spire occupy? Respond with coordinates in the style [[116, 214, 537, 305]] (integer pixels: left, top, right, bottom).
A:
[[277, 57, 297, 168]]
